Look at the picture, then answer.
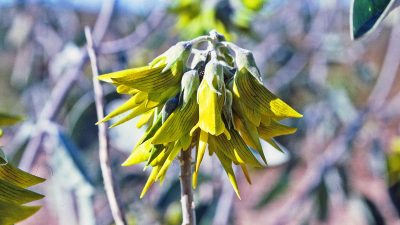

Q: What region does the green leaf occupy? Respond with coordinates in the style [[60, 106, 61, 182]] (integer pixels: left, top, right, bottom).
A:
[[0, 179, 44, 205], [0, 160, 45, 224], [0, 163, 45, 188], [0, 200, 41, 225], [0, 112, 23, 126], [351, 0, 396, 39]]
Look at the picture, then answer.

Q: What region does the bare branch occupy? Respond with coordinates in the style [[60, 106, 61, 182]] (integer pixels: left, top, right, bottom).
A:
[[85, 26, 127, 225], [368, 22, 400, 110], [98, 10, 167, 54], [180, 149, 196, 225]]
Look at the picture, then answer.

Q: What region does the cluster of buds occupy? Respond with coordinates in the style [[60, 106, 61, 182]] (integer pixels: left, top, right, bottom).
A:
[[98, 30, 302, 198]]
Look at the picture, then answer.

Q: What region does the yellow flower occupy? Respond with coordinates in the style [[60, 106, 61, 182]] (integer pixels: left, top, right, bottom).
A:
[[98, 32, 302, 199]]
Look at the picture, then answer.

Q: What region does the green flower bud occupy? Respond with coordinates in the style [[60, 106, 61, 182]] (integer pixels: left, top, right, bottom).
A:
[[190, 50, 207, 70], [203, 58, 224, 95], [161, 41, 192, 72], [234, 49, 262, 82], [180, 70, 200, 108]]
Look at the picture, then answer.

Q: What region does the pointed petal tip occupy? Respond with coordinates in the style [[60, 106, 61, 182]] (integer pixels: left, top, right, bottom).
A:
[[121, 160, 132, 167], [260, 153, 268, 165], [294, 112, 303, 118], [234, 189, 241, 200], [192, 172, 198, 189]]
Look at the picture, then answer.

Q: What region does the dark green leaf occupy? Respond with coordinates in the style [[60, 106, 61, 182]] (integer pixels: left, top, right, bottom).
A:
[[0, 163, 45, 188], [0, 199, 41, 225], [0, 165, 45, 224], [351, 0, 396, 39], [0, 179, 44, 205]]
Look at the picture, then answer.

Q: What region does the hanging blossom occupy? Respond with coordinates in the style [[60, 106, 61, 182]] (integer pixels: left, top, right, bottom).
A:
[[97, 30, 302, 198]]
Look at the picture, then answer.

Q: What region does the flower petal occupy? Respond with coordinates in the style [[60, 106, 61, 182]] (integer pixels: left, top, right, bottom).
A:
[[211, 147, 241, 199], [121, 139, 152, 166], [233, 115, 266, 164], [140, 166, 160, 198], [111, 64, 182, 93], [258, 120, 297, 140], [116, 85, 139, 95], [197, 78, 226, 136], [98, 65, 158, 83], [195, 131, 208, 172], [240, 164, 252, 184], [97, 95, 140, 124], [152, 95, 198, 145], [147, 144, 166, 166], [210, 129, 263, 168], [234, 68, 302, 119], [156, 141, 182, 181], [136, 109, 155, 128], [109, 102, 152, 128]]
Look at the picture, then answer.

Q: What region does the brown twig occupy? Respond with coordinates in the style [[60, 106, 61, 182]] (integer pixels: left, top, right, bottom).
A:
[[180, 148, 196, 225], [85, 26, 127, 225]]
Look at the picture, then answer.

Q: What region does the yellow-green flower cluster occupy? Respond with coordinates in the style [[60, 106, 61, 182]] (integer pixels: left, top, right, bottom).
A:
[[98, 31, 302, 198]]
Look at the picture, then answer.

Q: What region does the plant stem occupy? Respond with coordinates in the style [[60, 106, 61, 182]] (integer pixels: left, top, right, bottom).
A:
[[85, 27, 128, 225], [180, 148, 196, 225]]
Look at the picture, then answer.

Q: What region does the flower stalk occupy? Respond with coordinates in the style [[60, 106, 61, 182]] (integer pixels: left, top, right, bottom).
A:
[[180, 148, 196, 225]]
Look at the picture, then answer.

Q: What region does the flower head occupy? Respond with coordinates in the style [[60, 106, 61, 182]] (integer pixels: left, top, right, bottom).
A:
[[98, 31, 302, 198]]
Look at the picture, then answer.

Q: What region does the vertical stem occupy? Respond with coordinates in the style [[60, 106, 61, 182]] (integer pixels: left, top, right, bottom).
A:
[[85, 27, 128, 225], [180, 148, 196, 225]]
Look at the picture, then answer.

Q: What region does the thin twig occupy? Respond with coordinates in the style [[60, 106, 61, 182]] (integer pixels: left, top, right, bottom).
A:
[[85, 27, 127, 225], [180, 148, 196, 225], [368, 22, 400, 110]]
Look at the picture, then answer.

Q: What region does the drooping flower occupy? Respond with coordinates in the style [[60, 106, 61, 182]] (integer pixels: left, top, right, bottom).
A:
[[98, 31, 302, 198]]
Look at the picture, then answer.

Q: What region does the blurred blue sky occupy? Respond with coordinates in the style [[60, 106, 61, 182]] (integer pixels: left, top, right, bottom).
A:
[[0, 0, 350, 13], [0, 0, 163, 15]]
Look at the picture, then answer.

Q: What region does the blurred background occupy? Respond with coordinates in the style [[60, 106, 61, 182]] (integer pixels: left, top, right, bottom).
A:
[[1, 0, 400, 224]]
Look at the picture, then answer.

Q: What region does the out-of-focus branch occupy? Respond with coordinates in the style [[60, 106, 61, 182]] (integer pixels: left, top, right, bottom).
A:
[[264, 2, 336, 92], [272, 109, 369, 225], [85, 27, 127, 225], [18, 0, 116, 171], [92, 0, 115, 44], [267, 52, 308, 91], [98, 9, 167, 54], [368, 22, 400, 110]]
